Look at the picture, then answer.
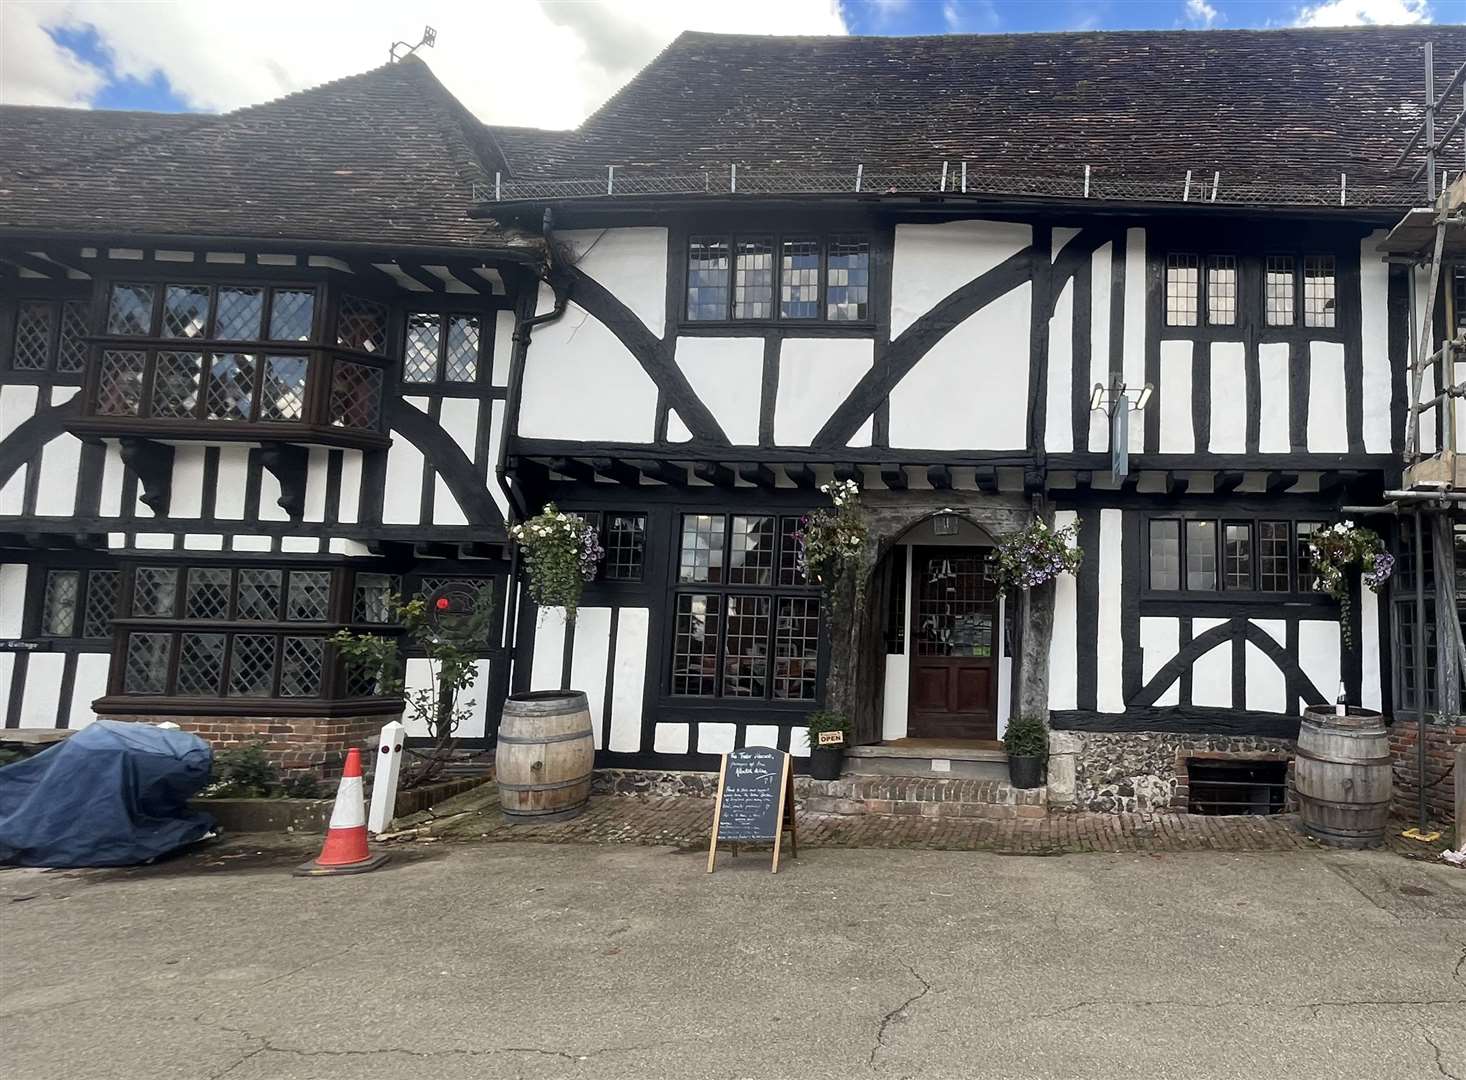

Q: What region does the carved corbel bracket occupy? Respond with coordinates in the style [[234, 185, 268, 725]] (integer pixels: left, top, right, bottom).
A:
[[258, 442, 310, 520], [117, 436, 175, 517]]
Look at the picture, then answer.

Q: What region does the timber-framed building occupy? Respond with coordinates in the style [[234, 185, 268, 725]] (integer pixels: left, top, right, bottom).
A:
[[2, 26, 1464, 816]]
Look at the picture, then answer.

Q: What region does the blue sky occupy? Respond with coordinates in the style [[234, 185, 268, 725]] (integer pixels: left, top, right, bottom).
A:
[[7, 0, 1438, 127]]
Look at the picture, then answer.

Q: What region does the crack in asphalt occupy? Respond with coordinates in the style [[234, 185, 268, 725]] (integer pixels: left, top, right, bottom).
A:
[[1454, 943, 1466, 984], [1034, 997, 1466, 1021], [868, 964, 934, 1067], [1424, 1031, 1462, 1080]]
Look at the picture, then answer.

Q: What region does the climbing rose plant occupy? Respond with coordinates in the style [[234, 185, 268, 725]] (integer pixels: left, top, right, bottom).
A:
[[795, 480, 869, 587], [989, 518, 1083, 590], [1309, 520, 1393, 649], [509, 503, 604, 621]]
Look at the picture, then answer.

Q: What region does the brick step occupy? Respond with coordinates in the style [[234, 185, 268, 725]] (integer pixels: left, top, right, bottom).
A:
[[795, 775, 1047, 820]]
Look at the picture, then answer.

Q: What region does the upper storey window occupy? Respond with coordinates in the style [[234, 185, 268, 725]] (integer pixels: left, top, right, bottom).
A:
[[1164, 253, 1236, 327], [1265, 255, 1335, 328], [6, 298, 89, 374], [106, 282, 318, 342], [403, 311, 481, 384], [685, 233, 870, 323]]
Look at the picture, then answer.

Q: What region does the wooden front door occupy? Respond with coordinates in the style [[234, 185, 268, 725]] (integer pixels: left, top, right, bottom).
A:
[[908, 546, 999, 740]]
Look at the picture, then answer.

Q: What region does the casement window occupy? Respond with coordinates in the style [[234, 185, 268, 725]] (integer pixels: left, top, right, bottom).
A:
[[40, 568, 121, 639], [1393, 518, 1439, 712], [670, 513, 820, 700], [685, 233, 870, 323], [1265, 255, 1335, 328], [1148, 517, 1325, 594], [7, 298, 89, 374], [115, 565, 394, 701], [402, 311, 481, 385], [561, 511, 649, 582], [1165, 253, 1237, 327]]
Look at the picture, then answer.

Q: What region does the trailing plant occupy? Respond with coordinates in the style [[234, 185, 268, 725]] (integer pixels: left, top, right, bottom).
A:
[[509, 503, 604, 622], [795, 480, 869, 589], [201, 742, 280, 798], [330, 586, 497, 787], [805, 709, 852, 748], [989, 517, 1083, 590], [1002, 715, 1049, 759], [1309, 520, 1393, 649]]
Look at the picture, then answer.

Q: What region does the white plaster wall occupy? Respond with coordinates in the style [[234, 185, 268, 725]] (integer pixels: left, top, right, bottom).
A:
[[890, 220, 1032, 339], [1209, 341, 1247, 453], [698, 722, 736, 755], [0, 384, 39, 516], [1158, 339, 1194, 454], [560, 227, 668, 339], [68, 652, 110, 729], [99, 441, 125, 517], [33, 387, 83, 517], [1097, 509, 1124, 713], [1047, 510, 1079, 711], [168, 444, 207, 520], [1360, 587, 1382, 711], [745, 725, 780, 750], [1088, 242, 1113, 453], [1359, 231, 1393, 454], [1122, 228, 1147, 452], [519, 299, 659, 442], [0, 564, 25, 725], [214, 446, 250, 520], [882, 545, 913, 740], [492, 310, 515, 386], [18, 652, 64, 728], [485, 401, 508, 520], [887, 282, 1031, 450], [1257, 341, 1291, 453], [529, 605, 568, 691], [1245, 619, 1287, 713], [666, 410, 693, 442], [996, 593, 1011, 736], [383, 398, 428, 526], [432, 398, 476, 527], [789, 725, 810, 758], [1297, 620, 1341, 713], [1046, 278, 1074, 452], [569, 607, 612, 750], [775, 338, 873, 446], [1140, 616, 1180, 708], [303, 448, 330, 524], [654, 722, 689, 754], [1191, 616, 1231, 709], [1307, 341, 1348, 453], [675, 337, 763, 446], [609, 608, 649, 753]]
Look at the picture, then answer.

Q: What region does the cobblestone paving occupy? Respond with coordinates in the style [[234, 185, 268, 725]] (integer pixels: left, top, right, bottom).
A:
[[395, 785, 1339, 855]]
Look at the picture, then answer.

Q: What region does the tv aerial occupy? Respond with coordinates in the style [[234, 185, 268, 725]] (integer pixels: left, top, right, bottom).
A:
[[389, 26, 437, 63]]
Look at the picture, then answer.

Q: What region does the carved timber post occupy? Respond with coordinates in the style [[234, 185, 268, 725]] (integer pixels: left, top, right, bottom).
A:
[[1015, 497, 1056, 723]]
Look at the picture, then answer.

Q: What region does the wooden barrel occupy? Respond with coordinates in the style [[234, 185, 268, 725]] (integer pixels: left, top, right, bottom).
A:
[[496, 690, 595, 824], [1294, 706, 1393, 848]]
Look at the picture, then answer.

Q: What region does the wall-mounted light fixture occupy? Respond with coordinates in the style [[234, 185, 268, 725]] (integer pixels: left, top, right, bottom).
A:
[[1089, 379, 1154, 480], [933, 511, 959, 536]]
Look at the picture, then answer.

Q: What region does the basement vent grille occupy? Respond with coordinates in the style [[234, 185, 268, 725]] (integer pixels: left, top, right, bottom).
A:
[[1187, 759, 1289, 816]]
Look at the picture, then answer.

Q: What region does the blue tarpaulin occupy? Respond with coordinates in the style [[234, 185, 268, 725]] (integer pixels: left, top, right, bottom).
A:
[[0, 721, 215, 867]]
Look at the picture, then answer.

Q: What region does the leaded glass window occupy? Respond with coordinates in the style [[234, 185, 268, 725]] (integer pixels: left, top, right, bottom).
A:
[[773, 596, 820, 700], [778, 517, 807, 587], [176, 632, 226, 696], [287, 571, 331, 621], [83, 570, 120, 638], [12, 302, 52, 370], [722, 595, 770, 697], [353, 574, 399, 622], [1259, 522, 1290, 592], [1149, 517, 1324, 596], [728, 515, 775, 586], [236, 569, 282, 621], [403, 312, 440, 383], [206, 353, 256, 421], [1149, 520, 1181, 590], [1185, 521, 1217, 591], [1223, 523, 1252, 590], [213, 287, 264, 340], [779, 239, 819, 319], [228, 634, 276, 696], [132, 567, 179, 617], [267, 289, 315, 341], [96, 350, 146, 415], [106, 284, 155, 336], [444, 316, 479, 382], [41, 570, 79, 636], [826, 237, 869, 321], [1296, 521, 1323, 592], [603, 514, 646, 582], [1165, 254, 1199, 326], [56, 301, 89, 373], [162, 285, 210, 339], [1265, 256, 1295, 326], [279, 636, 324, 697], [1206, 255, 1237, 326], [1303, 255, 1336, 328], [734, 239, 774, 319], [678, 514, 726, 583], [671, 593, 720, 696], [259, 355, 308, 421], [336, 293, 389, 354], [150, 351, 204, 418], [123, 632, 171, 694], [329, 360, 383, 429], [686, 240, 730, 321], [185, 567, 232, 620]]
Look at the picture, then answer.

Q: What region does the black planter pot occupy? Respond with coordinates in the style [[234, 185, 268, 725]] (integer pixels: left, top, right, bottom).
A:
[[809, 746, 845, 781], [1008, 754, 1044, 789]]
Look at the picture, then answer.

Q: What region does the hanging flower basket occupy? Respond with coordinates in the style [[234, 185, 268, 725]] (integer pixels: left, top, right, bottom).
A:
[[1309, 520, 1393, 649], [509, 503, 604, 621], [794, 480, 868, 589], [989, 518, 1083, 590]]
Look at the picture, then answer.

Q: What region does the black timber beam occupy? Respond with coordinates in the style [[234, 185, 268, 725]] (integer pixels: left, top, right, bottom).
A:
[[1266, 471, 1300, 495], [1213, 470, 1245, 495], [1072, 469, 1093, 495], [1165, 471, 1189, 497], [629, 459, 687, 486], [880, 464, 908, 490], [550, 457, 597, 483], [694, 461, 736, 487], [927, 465, 953, 490], [738, 463, 778, 489], [974, 466, 999, 494], [591, 457, 642, 487], [785, 464, 818, 490], [833, 463, 861, 484]]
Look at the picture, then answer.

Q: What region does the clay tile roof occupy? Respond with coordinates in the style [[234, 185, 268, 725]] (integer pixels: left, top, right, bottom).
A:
[[0, 57, 542, 256], [499, 25, 1466, 206]]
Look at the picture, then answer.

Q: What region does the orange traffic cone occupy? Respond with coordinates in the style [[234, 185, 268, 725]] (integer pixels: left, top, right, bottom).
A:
[[294, 748, 389, 876]]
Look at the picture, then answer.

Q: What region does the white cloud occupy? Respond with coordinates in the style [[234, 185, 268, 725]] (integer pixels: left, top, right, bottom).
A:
[[940, 0, 1001, 31], [1294, 0, 1431, 25], [0, 0, 847, 128], [1184, 0, 1219, 27]]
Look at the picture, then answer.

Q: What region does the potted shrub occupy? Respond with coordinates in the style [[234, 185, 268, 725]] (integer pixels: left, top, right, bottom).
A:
[[805, 710, 852, 781], [1003, 715, 1048, 789]]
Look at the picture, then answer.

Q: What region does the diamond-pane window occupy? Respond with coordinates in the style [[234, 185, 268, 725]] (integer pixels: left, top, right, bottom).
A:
[[337, 294, 389, 354], [329, 360, 382, 429], [176, 632, 226, 696], [268, 288, 315, 341], [150, 351, 204, 418], [687, 240, 730, 321], [83, 570, 120, 638], [13, 302, 53, 370], [42, 570, 79, 636], [228, 634, 276, 696], [57, 301, 89, 373], [162, 285, 210, 339], [279, 636, 324, 697], [123, 632, 171, 694], [287, 571, 331, 621], [445, 315, 479, 382], [827, 237, 869, 321], [235, 569, 281, 620], [185, 567, 232, 619], [206, 353, 256, 420], [213, 287, 263, 340], [780, 239, 820, 319], [96, 350, 146, 416], [106, 284, 154, 335], [259, 355, 307, 421], [403, 312, 440, 383], [132, 567, 179, 617], [353, 573, 399, 622]]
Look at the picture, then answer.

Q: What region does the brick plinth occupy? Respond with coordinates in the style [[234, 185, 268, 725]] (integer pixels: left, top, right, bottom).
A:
[[101, 711, 401, 772], [1388, 718, 1463, 827]]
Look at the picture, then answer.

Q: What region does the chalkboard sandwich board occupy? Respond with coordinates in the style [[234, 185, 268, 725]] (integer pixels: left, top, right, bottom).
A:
[[706, 746, 797, 874]]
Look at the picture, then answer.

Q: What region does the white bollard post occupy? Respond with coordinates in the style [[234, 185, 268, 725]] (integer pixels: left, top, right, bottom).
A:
[[367, 720, 407, 835]]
